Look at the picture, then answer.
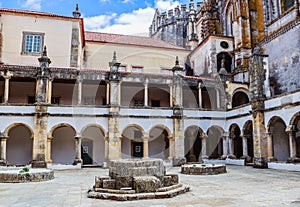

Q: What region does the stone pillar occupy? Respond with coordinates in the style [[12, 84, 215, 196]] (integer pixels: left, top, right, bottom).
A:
[[221, 133, 229, 160], [215, 89, 220, 109], [201, 133, 209, 159], [73, 135, 82, 164], [241, 135, 251, 162], [198, 82, 202, 109], [266, 131, 276, 161], [144, 79, 148, 107], [168, 135, 175, 161], [106, 82, 110, 105], [47, 78, 53, 104], [2, 71, 13, 104], [188, 136, 196, 162], [104, 135, 109, 161], [249, 46, 268, 168], [143, 137, 149, 158], [172, 57, 186, 166], [46, 136, 53, 163], [286, 125, 300, 162], [169, 84, 173, 107], [228, 133, 236, 159], [77, 76, 82, 105], [32, 46, 51, 168], [0, 135, 8, 165]]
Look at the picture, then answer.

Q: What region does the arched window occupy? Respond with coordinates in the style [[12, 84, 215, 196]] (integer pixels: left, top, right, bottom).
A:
[[217, 52, 232, 74], [232, 91, 250, 107]]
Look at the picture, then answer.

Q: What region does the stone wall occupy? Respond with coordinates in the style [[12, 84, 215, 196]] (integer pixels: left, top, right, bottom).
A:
[[263, 24, 300, 95]]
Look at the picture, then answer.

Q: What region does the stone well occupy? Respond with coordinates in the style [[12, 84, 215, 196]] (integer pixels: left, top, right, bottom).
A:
[[88, 158, 190, 201], [181, 163, 227, 175], [0, 167, 54, 183]]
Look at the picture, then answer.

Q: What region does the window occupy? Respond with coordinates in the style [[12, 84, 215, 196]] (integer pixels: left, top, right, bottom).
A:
[[28, 96, 35, 104], [282, 0, 294, 13], [51, 97, 60, 105], [151, 100, 160, 107], [131, 66, 143, 73], [118, 65, 127, 72], [134, 99, 144, 107], [22, 32, 44, 55]]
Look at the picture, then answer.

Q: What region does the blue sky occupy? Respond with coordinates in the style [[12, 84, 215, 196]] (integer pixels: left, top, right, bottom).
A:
[[0, 0, 192, 36]]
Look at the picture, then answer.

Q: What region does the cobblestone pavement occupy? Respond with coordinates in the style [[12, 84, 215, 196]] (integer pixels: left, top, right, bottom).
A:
[[0, 165, 299, 207]]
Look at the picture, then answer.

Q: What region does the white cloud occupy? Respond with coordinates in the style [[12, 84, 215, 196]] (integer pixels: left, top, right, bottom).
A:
[[22, 0, 41, 10], [84, 0, 182, 36], [154, 0, 181, 11]]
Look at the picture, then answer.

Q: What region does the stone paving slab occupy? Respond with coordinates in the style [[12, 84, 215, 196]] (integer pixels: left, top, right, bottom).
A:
[[0, 165, 300, 206]]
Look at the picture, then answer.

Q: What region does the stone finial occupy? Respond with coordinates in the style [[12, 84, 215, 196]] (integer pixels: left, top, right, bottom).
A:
[[73, 3, 81, 18], [38, 45, 51, 67], [109, 51, 121, 72], [172, 56, 183, 72]]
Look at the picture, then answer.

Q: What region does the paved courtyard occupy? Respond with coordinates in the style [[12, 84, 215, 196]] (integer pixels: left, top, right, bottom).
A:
[[0, 165, 299, 207]]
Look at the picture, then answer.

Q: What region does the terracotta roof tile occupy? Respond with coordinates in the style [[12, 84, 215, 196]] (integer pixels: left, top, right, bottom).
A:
[[85, 31, 188, 50]]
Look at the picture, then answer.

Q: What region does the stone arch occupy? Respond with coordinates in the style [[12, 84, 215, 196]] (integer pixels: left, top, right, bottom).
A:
[[206, 126, 224, 159], [81, 124, 106, 166], [6, 123, 33, 165], [242, 120, 254, 160], [289, 112, 300, 158], [232, 88, 250, 108], [51, 123, 77, 164], [121, 124, 145, 159], [148, 125, 171, 160], [184, 126, 203, 162], [268, 116, 290, 161], [229, 124, 243, 159]]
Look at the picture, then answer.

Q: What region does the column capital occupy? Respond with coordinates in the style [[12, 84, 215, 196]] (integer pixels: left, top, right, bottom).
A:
[[77, 75, 83, 83], [201, 133, 208, 139], [74, 135, 82, 140], [222, 132, 230, 138], [286, 125, 295, 133], [1, 71, 13, 79]]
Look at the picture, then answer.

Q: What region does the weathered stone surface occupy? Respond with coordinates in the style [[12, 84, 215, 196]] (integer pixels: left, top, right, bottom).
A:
[[0, 169, 54, 183], [115, 176, 132, 189], [95, 176, 109, 188], [181, 164, 227, 175], [163, 174, 178, 187], [133, 176, 161, 193], [103, 179, 116, 189], [173, 157, 186, 166]]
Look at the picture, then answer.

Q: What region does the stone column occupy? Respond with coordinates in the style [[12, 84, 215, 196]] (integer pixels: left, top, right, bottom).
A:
[[106, 82, 110, 105], [143, 137, 149, 158], [77, 76, 82, 105], [0, 135, 8, 165], [73, 135, 82, 164], [228, 134, 236, 159], [188, 136, 196, 162], [266, 131, 276, 161], [3, 71, 13, 104], [104, 135, 109, 161], [47, 78, 53, 104], [286, 125, 299, 162], [201, 133, 209, 159], [46, 136, 53, 163], [241, 135, 251, 162], [221, 134, 229, 160], [198, 82, 202, 109], [215, 89, 220, 109], [144, 79, 148, 107], [169, 84, 173, 107], [168, 135, 175, 161]]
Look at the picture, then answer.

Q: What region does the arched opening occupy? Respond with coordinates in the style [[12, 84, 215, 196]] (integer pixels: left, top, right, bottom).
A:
[[149, 127, 170, 160], [51, 125, 76, 164], [230, 124, 243, 159], [207, 126, 223, 159], [291, 114, 300, 158], [121, 83, 144, 107], [7, 125, 33, 165], [81, 126, 105, 166], [269, 117, 289, 161], [232, 91, 250, 107], [148, 84, 170, 107], [184, 126, 202, 162], [202, 87, 217, 110], [243, 121, 254, 162], [121, 126, 144, 158], [217, 52, 232, 74], [183, 86, 199, 108]]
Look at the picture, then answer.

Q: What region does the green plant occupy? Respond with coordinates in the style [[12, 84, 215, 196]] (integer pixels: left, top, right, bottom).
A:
[[19, 167, 30, 173], [201, 164, 206, 167]]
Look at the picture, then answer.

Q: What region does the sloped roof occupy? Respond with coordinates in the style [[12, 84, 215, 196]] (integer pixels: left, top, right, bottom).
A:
[[0, 8, 80, 20], [85, 31, 188, 50]]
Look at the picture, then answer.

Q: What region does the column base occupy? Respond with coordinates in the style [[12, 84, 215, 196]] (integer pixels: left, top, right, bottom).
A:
[[173, 156, 186, 166], [267, 156, 277, 162], [201, 155, 209, 160], [228, 154, 236, 159], [0, 160, 7, 166], [220, 155, 228, 160], [253, 156, 268, 168], [188, 154, 197, 162], [31, 160, 47, 168], [73, 159, 83, 165], [288, 157, 300, 163], [241, 155, 252, 163]]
